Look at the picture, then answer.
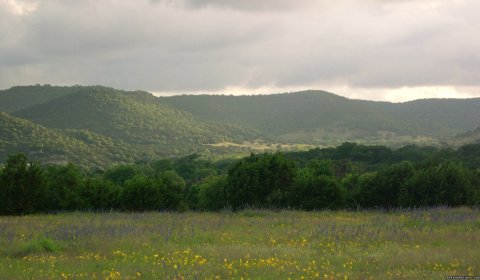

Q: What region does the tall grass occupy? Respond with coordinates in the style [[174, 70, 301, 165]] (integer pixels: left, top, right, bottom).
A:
[[0, 208, 478, 279]]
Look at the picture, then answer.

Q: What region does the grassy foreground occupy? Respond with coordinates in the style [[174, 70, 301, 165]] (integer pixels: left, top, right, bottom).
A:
[[0, 208, 478, 279]]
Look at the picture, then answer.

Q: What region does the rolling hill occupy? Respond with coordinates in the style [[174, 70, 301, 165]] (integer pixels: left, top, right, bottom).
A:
[[0, 85, 79, 113], [1, 85, 480, 167], [0, 86, 266, 167], [12, 86, 261, 146], [0, 112, 135, 168], [163, 91, 480, 146], [0, 110, 259, 169]]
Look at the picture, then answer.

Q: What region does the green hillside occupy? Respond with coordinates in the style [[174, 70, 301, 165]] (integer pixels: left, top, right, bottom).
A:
[[13, 86, 261, 146], [2, 85, 480, 166], [394, 99, 480, 136], [0, 112, 136, 168], [451, 126, 480, 146], [0, 86, 266, 166], [0, 111, 260, 168], [163, 91, 480, 146]]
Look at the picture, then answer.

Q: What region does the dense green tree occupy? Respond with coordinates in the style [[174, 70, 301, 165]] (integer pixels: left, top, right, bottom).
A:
[[226, 153, 296, 209], [356, 162, 415, 208], [308, 160, 334, 177], [399, 161, 474, 207], [0, 153, 46, 214], [151, 159, 174, 174], [393, 145, 439, 162], [340, 173, 361, 209], [1, 143, 480, 214], [400, 166, 433, 207], [185, 184, 201, 210], [81, 177, 121, 210], [473, 170, 480, 205], [121, 175, 162, 211], [173, 154, 217, 184], [290, 168, 345, 210], [352, 173, 379, 208], [197, 175, 228, 210], [104, 164, 138, 186], [44, 164, 85, 210], [434, 162, 473, 206], [331, 159, 361, 179], [158, 171, 186, 211], [457, 143, 480, 167]]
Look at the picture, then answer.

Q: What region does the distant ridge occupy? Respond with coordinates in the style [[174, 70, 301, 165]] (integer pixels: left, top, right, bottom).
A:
[[163, 90, 480, 145]]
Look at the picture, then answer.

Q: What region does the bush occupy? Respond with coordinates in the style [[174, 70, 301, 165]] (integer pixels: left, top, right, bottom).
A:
[[290, 169, 346, 210], [198, 175, 228, 211], [17, 237, 60, 256], [226, 153, 296, 209], [121, 175, 162, 211], [0, 153, 46, 215], [81, 177, 121, 210], [158, 171, 186, 211], [44, 164, 86, 211]]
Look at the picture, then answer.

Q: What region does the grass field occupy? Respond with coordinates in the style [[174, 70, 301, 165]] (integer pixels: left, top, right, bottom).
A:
[[0, 208, 478, 279]]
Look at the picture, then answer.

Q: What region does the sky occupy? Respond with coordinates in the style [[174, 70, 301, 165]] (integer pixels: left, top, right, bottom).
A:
[[1, 0, 479, 102]]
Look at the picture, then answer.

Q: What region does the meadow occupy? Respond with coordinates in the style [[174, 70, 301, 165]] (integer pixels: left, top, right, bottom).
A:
[[0, 208, 478, 280]]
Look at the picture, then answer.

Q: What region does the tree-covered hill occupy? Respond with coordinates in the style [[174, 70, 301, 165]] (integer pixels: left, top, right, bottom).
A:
[[163, 91, 480, 146], [0, 112, 136, 167], [2, 85, 480, 167], [0, 110, 249, 169], [451, 126, 480, 146], [163, 91, 392, 135], [0, 85, 79, 113], [8, 86, 263, 153], [13, 86, 260, 144], [0, 85, 268, 167], [391, 98, 480, 136]]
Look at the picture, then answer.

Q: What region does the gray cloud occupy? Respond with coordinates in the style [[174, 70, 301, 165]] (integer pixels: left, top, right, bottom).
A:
[[1, 0, 479, 100], [151, 0, 315, 12]]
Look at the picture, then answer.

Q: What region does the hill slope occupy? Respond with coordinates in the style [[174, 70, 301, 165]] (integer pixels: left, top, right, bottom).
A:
[[451, 126, 480, 146], [2, 85, 480, 166], [0, 85, 78, 113], [163, 91, 480, 145], [0, 112, 138, 167], [14, 86, 260, 145], [3, 86, 264, 163], [393, 99, 480, 136]]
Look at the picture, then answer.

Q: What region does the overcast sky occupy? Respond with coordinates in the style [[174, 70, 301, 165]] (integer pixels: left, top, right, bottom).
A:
[[1, 0, 479, 102]]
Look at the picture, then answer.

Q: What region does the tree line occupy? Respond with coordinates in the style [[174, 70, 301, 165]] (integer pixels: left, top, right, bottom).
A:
[[1, 143, 479, 215]]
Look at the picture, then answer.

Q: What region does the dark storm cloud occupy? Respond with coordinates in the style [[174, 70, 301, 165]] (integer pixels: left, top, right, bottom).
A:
[[1, 0, 479, 100]]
